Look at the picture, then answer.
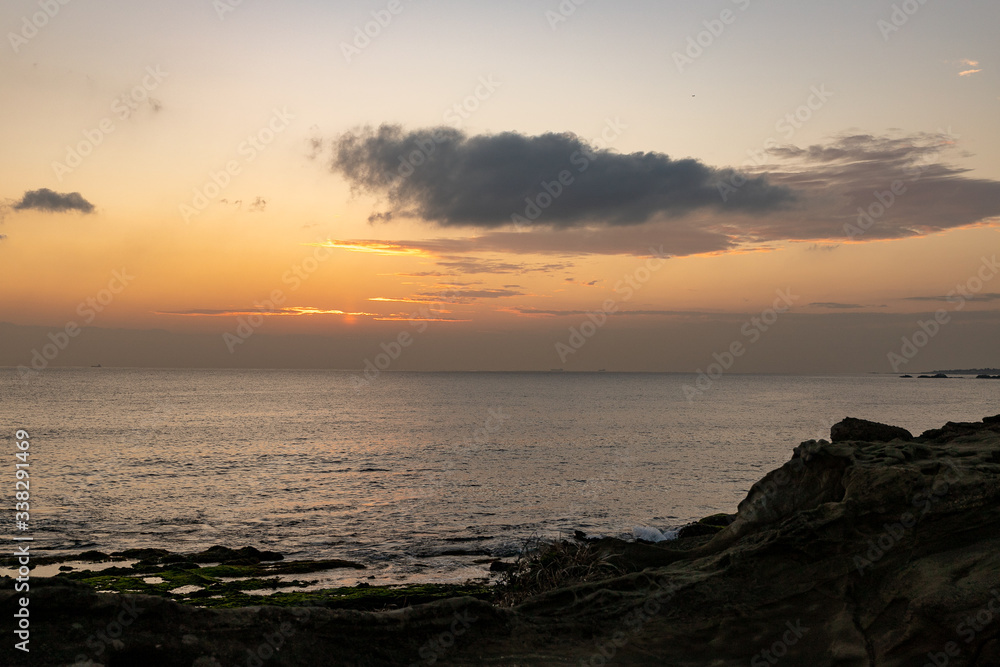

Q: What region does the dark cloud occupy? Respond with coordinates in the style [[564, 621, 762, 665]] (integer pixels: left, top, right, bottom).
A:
[[155, 307, 377, 317], [503, 306, 727, 318], [219, 197, 268, 212], [13, 188, 94, 214], [331, 230, 699, 259], [307, 126, 324, 160], [329, 124, 794, 229], [324, 130, 1000, 259]]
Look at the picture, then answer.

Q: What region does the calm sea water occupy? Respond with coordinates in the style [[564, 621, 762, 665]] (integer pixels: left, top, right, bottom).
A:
[[2, 369, 998, 584]]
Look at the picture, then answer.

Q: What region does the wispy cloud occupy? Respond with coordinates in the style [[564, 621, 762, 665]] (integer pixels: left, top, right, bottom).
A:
[[372, 313, 469, 322], [324, 240, 574, 275], [957, 59, 982, 77], [809, 302, 864, 309], [313, 240, 431, 256], [501, 306, 725, 318], [156, 307, 378, 317], [371, 287, 524, 305], [902, 293, 1000, 303]]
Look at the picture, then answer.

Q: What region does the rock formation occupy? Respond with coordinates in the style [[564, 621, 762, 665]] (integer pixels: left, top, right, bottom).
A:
[[4, 415, 1000, 666], [830, 416, 913, 443]]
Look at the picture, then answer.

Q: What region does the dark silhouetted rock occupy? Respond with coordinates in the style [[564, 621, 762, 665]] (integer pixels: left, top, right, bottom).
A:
[[676, 522, 721, 538], [6, 416, 1000, 665], [917, 414, 1000, 443], [697, 513, 736, 527], [830, 416, 912, 443], [114, 548, 172, 561], [189, 545, 284, 564]]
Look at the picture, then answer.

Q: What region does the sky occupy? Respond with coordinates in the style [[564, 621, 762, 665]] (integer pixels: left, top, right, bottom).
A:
[[1, 0, 999, 373]]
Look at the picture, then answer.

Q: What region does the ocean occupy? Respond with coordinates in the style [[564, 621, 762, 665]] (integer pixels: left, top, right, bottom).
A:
[[3, 369, 998, 585]]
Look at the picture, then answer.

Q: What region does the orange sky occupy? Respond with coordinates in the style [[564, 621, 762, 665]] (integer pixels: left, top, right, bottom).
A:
[[2, 0, 999, 372]]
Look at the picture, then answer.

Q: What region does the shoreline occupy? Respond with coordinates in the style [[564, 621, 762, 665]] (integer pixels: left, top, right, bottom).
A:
[[4, 414, 1000, 665]]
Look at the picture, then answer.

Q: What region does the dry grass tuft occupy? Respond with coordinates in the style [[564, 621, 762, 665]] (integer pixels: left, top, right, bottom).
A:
[[493, 535, 625, 606]]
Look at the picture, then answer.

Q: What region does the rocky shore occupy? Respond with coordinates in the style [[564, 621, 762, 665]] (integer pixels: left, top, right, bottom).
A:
[[4, 415, 1000, 665]]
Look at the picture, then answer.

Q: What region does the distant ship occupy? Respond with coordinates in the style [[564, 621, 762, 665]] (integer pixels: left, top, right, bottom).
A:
[[91, 364, 102, 368]]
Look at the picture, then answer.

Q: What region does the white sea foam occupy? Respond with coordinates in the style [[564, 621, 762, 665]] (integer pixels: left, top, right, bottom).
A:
[[632, 526, 678, 542]]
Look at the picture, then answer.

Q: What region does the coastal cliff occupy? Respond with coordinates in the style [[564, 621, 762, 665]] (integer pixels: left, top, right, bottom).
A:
[[4, 415, 1000, 666]]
